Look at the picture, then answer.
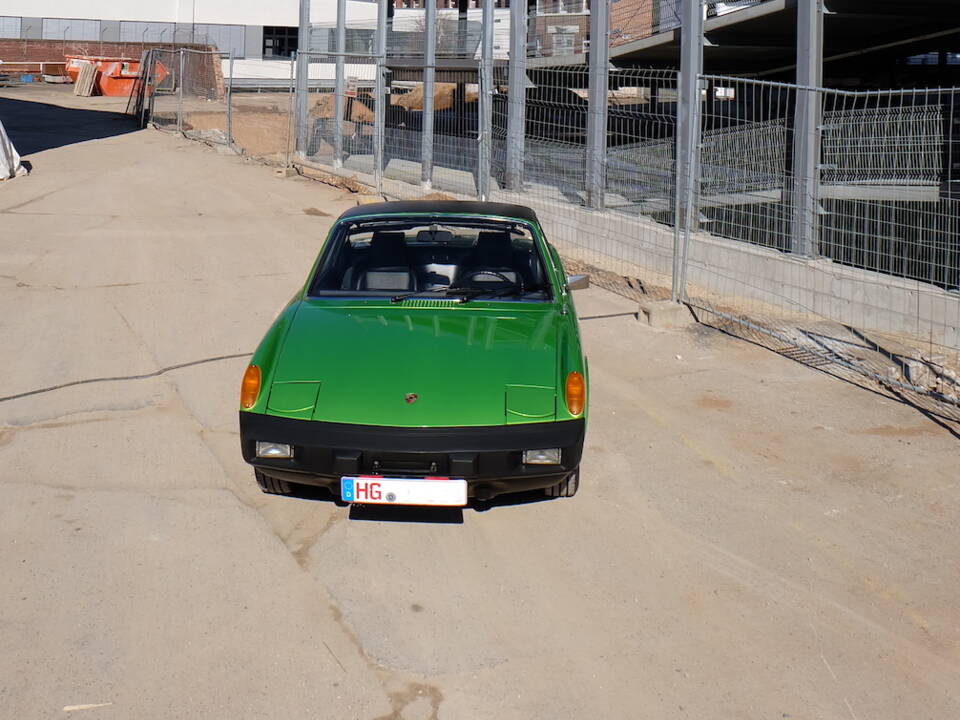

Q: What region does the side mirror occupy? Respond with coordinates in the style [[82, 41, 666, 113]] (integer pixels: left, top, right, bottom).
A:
[[566, 274, 589, 291]]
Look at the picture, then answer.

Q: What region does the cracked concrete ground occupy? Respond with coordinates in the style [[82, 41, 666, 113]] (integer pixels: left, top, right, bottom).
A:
[[1, 86, 959, 720]]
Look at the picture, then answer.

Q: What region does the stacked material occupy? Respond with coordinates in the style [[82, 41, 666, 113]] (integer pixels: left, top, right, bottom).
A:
[[393, 82, 479, 111], [73, 62, 98, 97], [0, 120, 26, 180]]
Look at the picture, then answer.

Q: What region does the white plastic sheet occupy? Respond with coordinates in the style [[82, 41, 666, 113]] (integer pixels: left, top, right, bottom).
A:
[[0, 119, 25, 180]]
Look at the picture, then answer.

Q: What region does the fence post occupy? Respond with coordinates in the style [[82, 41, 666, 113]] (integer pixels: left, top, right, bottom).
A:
[[421, 0, 437, 190], [505, 0, 527, 191], [177, 49, 184, 135], [792, 0, 824, 257], [586, 0, 610, 210], [140, 49, 152, 129], [295, 0, 311, 159], [286, 57, 296, 168], [374, 0, 388, 196], [672, 0, 704, 302], [477, 0, 495, 201], [334, 0, 346, 168], [226, 51, 234, 148]]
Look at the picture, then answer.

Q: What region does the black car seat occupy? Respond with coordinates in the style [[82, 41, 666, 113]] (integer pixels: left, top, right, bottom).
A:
[[461, 231, 520, 287], [352, 231, 418, 291]]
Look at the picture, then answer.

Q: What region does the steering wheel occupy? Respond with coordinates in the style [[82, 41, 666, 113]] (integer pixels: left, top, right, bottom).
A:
[[455, 270, 525, 294]]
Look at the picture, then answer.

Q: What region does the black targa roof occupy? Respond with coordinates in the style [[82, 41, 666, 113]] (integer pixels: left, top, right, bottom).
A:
[[337, 200, 540, 225]]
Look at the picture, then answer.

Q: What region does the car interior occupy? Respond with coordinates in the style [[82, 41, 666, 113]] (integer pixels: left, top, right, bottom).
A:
[[309, 220, 552, 300]]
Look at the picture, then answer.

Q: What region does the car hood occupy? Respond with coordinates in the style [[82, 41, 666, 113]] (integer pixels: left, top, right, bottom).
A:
[[266, 300, 561, 427]]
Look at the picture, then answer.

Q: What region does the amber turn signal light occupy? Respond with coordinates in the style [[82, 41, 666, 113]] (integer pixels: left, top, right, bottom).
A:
[[240, 365, 261, 409], [565, 371, 585, 416]]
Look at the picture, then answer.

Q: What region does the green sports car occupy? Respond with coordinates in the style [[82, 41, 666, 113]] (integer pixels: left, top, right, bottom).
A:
[[239, 200, 588, 507]]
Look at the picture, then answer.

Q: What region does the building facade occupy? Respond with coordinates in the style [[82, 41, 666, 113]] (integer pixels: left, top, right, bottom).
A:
[[0, 0, 378, 60]]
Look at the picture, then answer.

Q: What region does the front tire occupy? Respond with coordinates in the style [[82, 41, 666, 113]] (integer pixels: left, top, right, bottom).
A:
[[545, 469, 579, 498], [255, 469, 293, 496]]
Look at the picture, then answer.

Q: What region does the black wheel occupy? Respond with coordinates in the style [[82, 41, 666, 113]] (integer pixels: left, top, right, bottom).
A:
[[545, 469, 579, 499], [255, 469, 293, 496]]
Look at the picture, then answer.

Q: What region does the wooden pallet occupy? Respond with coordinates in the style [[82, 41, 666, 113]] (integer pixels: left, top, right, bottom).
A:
[[73, 62, 98, 97]]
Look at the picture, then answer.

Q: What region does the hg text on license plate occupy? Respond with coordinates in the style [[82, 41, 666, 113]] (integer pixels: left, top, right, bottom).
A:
[[341, 476, 468, 507]]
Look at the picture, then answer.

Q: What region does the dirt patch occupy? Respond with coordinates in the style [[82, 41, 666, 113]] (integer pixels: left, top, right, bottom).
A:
[[856, 424, 941, 438], [696, 394, 733, 411], [183, 110, 291, 161], [303, 207, 330, 217], [296, 165, 374, 195]]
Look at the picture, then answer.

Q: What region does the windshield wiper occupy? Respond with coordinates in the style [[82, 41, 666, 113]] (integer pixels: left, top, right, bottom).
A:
[[390, 288, 466, 303], [454, 285, 547, 303]]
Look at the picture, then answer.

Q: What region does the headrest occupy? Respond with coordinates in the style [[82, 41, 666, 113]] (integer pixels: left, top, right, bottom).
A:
[[473, 231, 514, 265], [367, 231, 407, 265]]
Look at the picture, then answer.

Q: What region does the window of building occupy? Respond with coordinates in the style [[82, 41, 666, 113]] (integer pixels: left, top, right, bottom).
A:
[[0, 16, 21, 39], [553, 30, 575, 54], [119, 21, 175, 43], [346, 28, 376, 53], [264, 26, 298, 58], [195, 24, 245, 57], [42, 18, 100, 42], [905, 52, 940, 66]]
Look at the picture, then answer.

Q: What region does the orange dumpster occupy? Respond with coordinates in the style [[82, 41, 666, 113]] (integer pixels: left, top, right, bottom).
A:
[[65, 55, 168, 97]]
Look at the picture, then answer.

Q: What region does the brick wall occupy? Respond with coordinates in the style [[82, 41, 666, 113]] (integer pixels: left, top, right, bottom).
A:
[[0, 39, 213, 65], [610, 0, 654, 47]]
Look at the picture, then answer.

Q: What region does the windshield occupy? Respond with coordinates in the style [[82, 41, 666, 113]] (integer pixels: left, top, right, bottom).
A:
[[307, 217, 552, 302]]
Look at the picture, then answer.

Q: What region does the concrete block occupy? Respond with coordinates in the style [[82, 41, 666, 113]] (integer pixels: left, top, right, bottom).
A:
[[638, 300, 695, 329], [903, 358, 935, 388], [273, 166, 297, 178]]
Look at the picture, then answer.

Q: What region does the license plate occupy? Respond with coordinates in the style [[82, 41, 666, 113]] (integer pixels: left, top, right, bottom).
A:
[[341, 476, 467, 507]]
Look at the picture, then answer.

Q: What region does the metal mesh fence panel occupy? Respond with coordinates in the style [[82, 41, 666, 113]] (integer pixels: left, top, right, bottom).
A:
[[680, 76, 960, 409], [226, 58, 295, 166], [817, 88, 960, 291], [301, 51, 378, 171], [385, 66, 483, 197], [488, 67, 679, 297], [147, 49, 181, 132], [146, 49, 229, 145], [180, 49, 229, 144]]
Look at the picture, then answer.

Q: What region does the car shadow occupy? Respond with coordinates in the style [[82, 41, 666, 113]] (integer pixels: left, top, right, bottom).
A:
[[286, 483, 558, 523], [0, 95, 139, 156]]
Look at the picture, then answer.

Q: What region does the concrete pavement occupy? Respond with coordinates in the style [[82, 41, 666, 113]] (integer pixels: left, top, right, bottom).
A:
[[1, 86, 958, 719]]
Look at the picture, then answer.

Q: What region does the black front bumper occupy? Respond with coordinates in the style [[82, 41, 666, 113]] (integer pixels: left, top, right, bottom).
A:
[[240, 412, 585, 499]]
